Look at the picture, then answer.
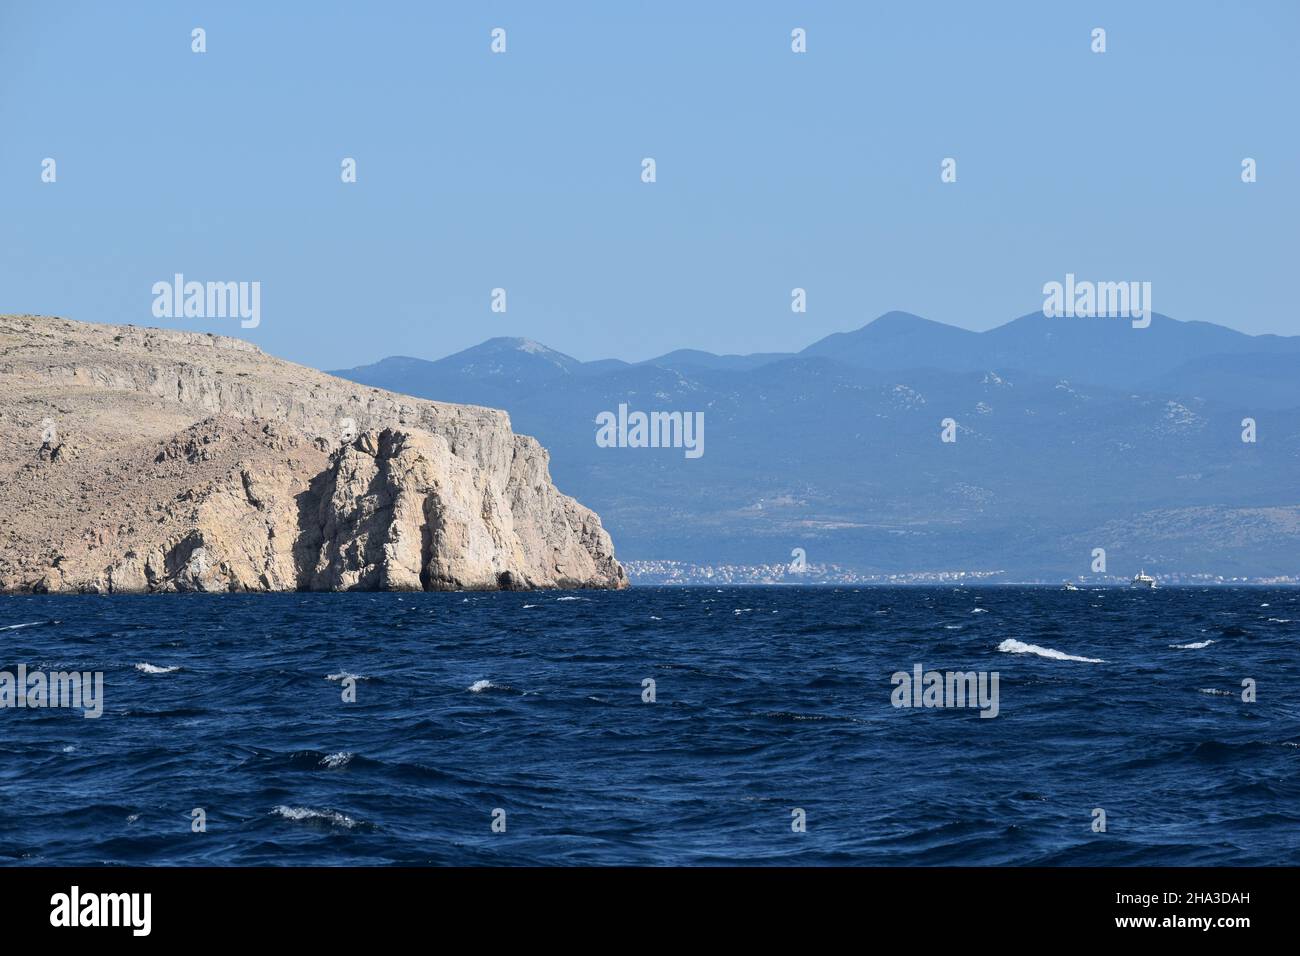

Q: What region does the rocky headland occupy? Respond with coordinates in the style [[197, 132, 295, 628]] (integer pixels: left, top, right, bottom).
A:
[[0, 315, 627, 593]]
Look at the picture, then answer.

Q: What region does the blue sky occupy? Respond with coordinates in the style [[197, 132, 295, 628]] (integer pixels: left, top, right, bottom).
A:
[[1, 1, 1296, 369]]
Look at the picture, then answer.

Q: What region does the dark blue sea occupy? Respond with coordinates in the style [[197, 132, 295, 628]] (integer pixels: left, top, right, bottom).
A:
[[1, 587, 1297, 866]]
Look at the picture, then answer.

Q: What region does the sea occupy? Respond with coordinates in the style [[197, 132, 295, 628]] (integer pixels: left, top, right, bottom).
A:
[[1, 586, 1297, 866]]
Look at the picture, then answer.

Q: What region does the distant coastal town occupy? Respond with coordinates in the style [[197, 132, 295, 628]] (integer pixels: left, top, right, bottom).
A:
[[622, 560, 1298, 587]]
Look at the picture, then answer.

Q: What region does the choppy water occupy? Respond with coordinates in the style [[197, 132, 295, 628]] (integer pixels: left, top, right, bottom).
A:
[[1, 587, 1297, 865]]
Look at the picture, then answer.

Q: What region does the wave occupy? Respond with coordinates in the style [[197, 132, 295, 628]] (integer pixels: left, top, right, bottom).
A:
[[1198, 688, 1234, 697], [1, 621, 48, 631], [468, 679, 493, 693], [123, 707, 206, 718], [135, 662, 180, 674], [997, 639, 1105, 663], [319, 752, 354, 769], [325, 672, 367, 682], [971, 608, 988, 614], [270, 805, 362, 829], [1170, 640, 1215, 649]]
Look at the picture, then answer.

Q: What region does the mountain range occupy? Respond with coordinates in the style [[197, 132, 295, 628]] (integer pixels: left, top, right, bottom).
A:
[[332, 312, 1300, 582]]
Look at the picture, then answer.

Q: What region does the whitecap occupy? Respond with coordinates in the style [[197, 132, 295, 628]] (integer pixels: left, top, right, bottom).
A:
[[1170, 639, 1215, 649], [522, 604, 538, 609], [971, 608, 988, 614], [997, 639, 1104, 663], [271, 805, 359, 829], [1, 622, 44, 631], [325, 672, 365, 682], [556, 596, 585, 602], [1268, 618, 1292, 624], [468, 679, 493, 693], [135, 662, 180, 674], [1198, 688, 1233, 697], [320, 752, 354, 769], [650, 616, 662, 620]]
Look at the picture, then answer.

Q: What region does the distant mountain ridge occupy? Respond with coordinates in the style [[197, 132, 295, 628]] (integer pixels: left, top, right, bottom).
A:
[[340, 311, 1300, 402], [332, 312, 1300, 581]]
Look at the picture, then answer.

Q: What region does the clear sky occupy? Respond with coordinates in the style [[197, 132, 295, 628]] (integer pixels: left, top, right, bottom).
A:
[[1, 1, 1296, 369]]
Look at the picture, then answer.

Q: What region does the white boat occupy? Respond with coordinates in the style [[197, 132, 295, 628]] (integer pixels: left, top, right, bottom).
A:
[[1131, 570, 1156, 588], [1063, 582, 1080, 591]]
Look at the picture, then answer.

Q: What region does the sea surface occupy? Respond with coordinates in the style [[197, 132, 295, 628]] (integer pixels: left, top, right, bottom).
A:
[[1, 587, 1297, 866]]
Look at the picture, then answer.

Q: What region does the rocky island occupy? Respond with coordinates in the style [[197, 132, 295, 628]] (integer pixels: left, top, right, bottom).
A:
[[0, 315, 627, 593]]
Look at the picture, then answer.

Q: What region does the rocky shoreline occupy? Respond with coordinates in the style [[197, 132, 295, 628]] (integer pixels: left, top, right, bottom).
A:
[[0, 315, 627, 594]]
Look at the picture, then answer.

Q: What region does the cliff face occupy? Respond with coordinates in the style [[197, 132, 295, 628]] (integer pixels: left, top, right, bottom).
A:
[[0, 315, 627, 593]]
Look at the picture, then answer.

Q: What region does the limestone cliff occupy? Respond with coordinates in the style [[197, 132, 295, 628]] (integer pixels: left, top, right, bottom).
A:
[[0, 315, 627, 593]]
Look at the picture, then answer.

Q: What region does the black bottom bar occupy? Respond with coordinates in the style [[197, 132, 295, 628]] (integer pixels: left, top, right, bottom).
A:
[[0, 866, 1279, 940]]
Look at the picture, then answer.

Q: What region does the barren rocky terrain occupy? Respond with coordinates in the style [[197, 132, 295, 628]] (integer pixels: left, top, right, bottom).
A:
[[0, 315, 626, 593]]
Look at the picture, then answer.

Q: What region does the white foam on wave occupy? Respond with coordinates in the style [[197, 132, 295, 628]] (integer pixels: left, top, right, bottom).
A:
[[135, 662, 180, 674], [1268, 618, 1292, 624], [997, 639, 1105, 663], [271, 805, 360, 828], [1199, 688, 1233, 697], [468, 679, 493, 693], [556, 596, 586, 602], [1170, 639, 1215, 649], [522, 604, 538, 609], [325, 672, 365, 682], [971, 608, 988, 614], [1, 622, 44, 631], [319, 752, 354, 769]]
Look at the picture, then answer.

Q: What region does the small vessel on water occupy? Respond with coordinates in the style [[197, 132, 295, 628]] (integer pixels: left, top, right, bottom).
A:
[[1062, 581, 1080, 591], [1131, 570, 1156, 588]]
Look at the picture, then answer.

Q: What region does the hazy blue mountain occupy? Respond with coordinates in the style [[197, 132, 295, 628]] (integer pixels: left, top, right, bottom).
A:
[[339, 337, 588, 409], [977, 312, 1300, 389], [1142, 352, 1300, 411], [639, 349, 795, 373], [800, 310, 1300, 390], [332, 313, 1300, 581], [799, 310, 981, 370]]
